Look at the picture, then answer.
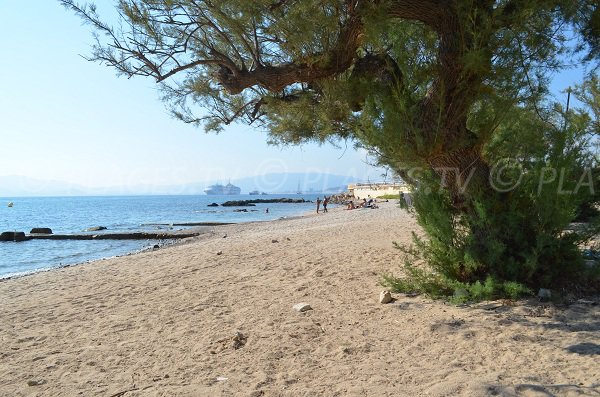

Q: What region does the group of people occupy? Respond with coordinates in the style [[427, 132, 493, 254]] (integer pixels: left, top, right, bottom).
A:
[[346, 196, 378, 210], [316, 196, 330, 213], [315, 194, 389, 213], [272, 192, 394, 215]]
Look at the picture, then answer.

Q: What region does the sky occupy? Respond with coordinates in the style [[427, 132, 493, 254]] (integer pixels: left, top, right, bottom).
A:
[[0, 2, 589, 192], [0, 2, 382, 191]]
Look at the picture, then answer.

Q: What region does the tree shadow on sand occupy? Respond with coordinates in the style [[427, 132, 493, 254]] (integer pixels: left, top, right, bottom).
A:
[[565, 342, 600, 355], [478, 298, 600, 334], [485, 383, 600, 396]]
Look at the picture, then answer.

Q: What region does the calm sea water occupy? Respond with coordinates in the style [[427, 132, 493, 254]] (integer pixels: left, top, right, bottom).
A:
[[0, 194, 320, 278]]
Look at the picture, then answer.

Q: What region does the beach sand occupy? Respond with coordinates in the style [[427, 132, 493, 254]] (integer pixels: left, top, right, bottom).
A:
[[1, 201, 599, 396]]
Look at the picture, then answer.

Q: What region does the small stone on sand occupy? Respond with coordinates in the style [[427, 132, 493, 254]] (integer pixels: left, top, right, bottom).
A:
[[379, 290, 392, 304], [27, 379, 46, 387], [232, 331, 247, 349], [293, 303, 312, 312]]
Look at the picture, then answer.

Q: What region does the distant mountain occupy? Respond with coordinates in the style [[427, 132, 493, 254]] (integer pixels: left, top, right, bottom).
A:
[[0, 175, 203, 197], [226, 172, 357, 194], [0, 175, 88, 197], [122, 173, 360, 195], [0, 173, 364, 197]]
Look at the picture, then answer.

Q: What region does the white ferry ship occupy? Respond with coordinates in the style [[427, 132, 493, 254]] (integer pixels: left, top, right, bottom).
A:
[[203, 182, 241, 195]]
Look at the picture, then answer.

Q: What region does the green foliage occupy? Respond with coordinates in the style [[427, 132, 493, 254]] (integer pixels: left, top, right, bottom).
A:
[[376, 193, 401, 200], [384, 102, 600, 302], [382, 268, 532, 303]]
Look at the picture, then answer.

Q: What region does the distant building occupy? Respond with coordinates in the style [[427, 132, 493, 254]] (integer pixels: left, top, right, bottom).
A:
[[348, 182, 410, 199]]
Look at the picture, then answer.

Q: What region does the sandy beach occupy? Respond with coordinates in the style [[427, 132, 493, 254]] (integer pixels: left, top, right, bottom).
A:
[[1, 201, 599, 396]]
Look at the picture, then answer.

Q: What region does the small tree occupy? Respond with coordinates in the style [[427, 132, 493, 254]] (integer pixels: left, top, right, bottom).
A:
[[61, 0, 600, 297]]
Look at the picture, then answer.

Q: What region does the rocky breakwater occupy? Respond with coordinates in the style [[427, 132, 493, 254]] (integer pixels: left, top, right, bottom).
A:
[[221, 198, 310, 207], [1, 229, 204, 242], [326, 192, 354, 205], [30, 228, 53, 234], [0, 231, 27, 242]]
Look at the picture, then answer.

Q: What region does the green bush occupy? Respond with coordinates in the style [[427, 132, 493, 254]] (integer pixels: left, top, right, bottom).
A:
[[383, 107, 600, 302]]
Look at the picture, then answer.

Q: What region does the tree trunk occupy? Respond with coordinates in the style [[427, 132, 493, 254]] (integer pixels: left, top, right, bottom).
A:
[[428, 147, 491, 208]]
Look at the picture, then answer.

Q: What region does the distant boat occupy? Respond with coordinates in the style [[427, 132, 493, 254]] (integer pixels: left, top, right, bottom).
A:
[[249, 190, 260, 195], [204, 182, 241, 195], [7, 202, 13, 207]]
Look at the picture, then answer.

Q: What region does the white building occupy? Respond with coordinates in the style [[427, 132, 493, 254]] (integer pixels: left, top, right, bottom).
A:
[[348, 182, 410, 199]]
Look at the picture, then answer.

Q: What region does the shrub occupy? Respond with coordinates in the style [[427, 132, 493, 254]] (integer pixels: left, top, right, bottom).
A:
[[383, 106, 600, 302]]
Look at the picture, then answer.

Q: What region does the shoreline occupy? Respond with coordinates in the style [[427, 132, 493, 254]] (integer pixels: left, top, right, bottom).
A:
[[0, 204, 330, 284], [1, 201, 599, 396], [0, 227, 212, 282], [0, 209, 316, 282], [0, 201, 322, 281], [0, 235, 195, 282]]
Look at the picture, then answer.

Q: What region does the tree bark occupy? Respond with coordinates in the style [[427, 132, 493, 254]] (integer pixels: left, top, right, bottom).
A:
[[428, 147, 491, 207]]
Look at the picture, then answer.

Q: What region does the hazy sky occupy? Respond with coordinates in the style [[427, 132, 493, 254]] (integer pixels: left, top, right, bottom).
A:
[[0, 2, 587, 189]]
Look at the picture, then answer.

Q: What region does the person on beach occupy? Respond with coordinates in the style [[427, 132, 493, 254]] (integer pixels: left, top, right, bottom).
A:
[[265, 208, 269, 213], [316, 197, 322, 213], [323, 196, 329, 213], [346, 201, 355, 210]]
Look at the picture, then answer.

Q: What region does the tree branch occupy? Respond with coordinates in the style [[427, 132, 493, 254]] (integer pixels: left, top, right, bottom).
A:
[[386, 0, 448, 31], [215, 5, 364, 94]]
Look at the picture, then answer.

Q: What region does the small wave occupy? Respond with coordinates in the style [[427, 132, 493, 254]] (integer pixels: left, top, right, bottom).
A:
[[0, 263, 63, 280]]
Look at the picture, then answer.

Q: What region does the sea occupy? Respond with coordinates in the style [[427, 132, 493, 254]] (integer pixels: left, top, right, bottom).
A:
[[0, 194, 322, 279]]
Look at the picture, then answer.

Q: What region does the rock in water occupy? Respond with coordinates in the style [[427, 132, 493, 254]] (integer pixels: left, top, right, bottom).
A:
[[86, 226, 107, 232], [221, 198, 308, 207], [379, 290, 393, 304], [30, 228, 53, 234], [0, 231, 27, 242], [293, 303, 312, 312]]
